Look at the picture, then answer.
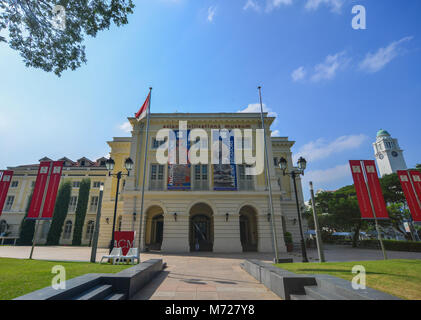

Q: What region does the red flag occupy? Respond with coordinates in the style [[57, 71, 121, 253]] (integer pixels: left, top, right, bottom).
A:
[[350, 161, 373, 219], [27, 162, 51, 219], [0, 170, 14, 216], [398, 170, 421, 222], [41, 161, 64, 219], [363, 160, 389, 219], [135, 92, 150, 121]]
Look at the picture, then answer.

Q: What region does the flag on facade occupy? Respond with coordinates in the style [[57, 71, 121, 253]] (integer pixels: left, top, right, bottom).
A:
[[135, 91, 150, 121]]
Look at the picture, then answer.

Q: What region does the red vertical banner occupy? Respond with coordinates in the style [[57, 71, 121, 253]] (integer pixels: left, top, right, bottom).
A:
[[363, 160, 389, 219], [398, 170, 421, 222], [0, 170, 14, 216], [114, 231, 135, 255], [27, 162, 51, 219], [349, 161, 374, 219], [41, 161, 64, 219]]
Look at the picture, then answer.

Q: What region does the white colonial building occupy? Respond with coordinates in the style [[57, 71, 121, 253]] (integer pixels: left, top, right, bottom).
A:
[[373, 129, 407, 177]]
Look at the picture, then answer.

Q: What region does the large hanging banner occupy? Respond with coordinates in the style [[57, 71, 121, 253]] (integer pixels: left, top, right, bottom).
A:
[[0, 170, 14, 216], [363, 160, 389, 219], [349, 160, 374, 219], [41, 161, 64, 219], [114, 231, 135, 255], [27, 162, 51, 219], [349, 160, 389, 219], [398, 170, 421, 222], [213, 133, 237, 191], [167, 130, 191, 190]]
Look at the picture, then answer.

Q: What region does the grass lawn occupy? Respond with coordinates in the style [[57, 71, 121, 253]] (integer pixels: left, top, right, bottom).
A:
[[275, 259, 421, 300], [0, 258, 131, 300]]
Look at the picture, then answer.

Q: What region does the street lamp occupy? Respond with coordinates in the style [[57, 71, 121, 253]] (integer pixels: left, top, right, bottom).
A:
[[106, 157, 133, 253], [279, 156, 309, 263]]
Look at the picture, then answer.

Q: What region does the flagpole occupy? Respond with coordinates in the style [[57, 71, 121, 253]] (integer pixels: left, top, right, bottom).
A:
[[258, 86, 279, 263], [138, 87, 152, 251]]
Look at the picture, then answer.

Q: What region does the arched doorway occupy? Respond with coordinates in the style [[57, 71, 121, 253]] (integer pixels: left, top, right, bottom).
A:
[[145, 206, 164, 251], [189, 203, 214, 252], [239, 205, 258, 252]]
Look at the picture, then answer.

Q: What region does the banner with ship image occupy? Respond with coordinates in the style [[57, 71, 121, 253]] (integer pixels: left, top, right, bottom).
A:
[[213, 132, 237, 191]]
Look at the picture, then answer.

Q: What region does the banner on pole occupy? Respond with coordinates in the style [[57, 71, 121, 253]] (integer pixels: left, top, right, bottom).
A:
[[0, 170, 14, 216], [349, 161, 373, 219], [41, 161, 64, 219], [398, 170, 421, 222], [27, 162, 51, 219], [363, 160, 389, 219], [114, 231, 135, 255]]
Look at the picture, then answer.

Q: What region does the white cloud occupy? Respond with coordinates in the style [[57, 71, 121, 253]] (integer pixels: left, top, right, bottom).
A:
[[293, 134, 367, 163], [207, 6, 217, 22], [305, 0, 345, 13], [271, 130, 281, 137], [291, 66, 306, 82], [266, 0, 293, 12], [359, 36, 413, 73], [311, 51, 349, 82], [119, 121, 132, 133], [238, 103, 278, 118], [243, 0, 261, 11], [303, 163, 350, 185]]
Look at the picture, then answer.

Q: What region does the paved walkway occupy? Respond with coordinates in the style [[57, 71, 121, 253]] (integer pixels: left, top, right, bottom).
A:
[[131, 253, 280, 300]]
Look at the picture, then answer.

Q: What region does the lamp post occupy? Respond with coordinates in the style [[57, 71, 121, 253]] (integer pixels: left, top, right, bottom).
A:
[[279, 156, 309, 263], [106, 157, 134, 253]]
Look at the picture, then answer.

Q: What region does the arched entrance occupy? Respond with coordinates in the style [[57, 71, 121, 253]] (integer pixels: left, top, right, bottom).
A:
[[145, 206, 164, 251], [239, 205, 258, 252], [189, 203, 214, 252]]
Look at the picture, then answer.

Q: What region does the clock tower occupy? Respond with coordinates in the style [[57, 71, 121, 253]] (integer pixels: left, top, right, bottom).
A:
[[373, 129, 407, 177]]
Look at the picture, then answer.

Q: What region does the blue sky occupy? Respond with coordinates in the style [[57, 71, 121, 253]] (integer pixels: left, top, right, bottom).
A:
[[0, 0, 420, 200]]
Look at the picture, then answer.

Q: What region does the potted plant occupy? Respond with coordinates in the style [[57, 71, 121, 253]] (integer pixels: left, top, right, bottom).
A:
[[284, 232, 293, 252]]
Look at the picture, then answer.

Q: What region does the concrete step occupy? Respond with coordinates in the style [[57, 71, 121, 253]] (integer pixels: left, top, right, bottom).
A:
[[104, 293, 126, 300], [315, 277, 371, 300], [304, 286, 347, 300], [74, 284, 113, 300], [290, 294, 315, 300]]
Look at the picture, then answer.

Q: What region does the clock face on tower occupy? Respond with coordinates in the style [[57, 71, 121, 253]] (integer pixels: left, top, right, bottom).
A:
[[392, 151, 398, 157], [379, 154, 384, 160]]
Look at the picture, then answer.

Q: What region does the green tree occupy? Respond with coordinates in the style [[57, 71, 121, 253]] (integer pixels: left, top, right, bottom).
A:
[[0, 0, 134, 76], [72, 178, 90, 246], [379, 173, 405, 204], [17, 192, 35, 246], [46, 181, 72, 245]]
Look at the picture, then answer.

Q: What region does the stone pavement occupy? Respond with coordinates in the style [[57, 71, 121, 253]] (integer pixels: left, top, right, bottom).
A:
[[131, 253, 280, 300]]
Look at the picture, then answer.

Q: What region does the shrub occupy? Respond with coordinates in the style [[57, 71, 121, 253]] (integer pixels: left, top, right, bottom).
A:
[[358, 239, 421, 252], [72, 178, 91, 246], [17, 193, 35, 246], [284, 232, 293, 244], [46, 181, 72, 245]]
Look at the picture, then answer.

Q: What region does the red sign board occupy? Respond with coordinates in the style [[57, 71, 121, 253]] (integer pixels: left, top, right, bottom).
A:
[[41, 161, 64, 219], [398, 170, 421, 222], [0, 170, 14, 216], [27, 162, 51, 219], [363, 160, 389, 219], [114, 231, 135, 255], [349, 160, 389, 219]]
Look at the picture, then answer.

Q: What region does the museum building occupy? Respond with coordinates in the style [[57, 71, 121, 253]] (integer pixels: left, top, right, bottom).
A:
[[0, 113, 305, 253]]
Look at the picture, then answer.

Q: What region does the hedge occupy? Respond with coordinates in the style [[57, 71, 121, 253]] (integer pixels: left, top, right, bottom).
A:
[[17, 193, 35, 246], [72, 178, 91, 246], [358, 239, 421, 252]]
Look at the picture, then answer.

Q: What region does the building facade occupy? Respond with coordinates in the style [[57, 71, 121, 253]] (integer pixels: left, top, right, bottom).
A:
[[373, 129, 407, 177], [1, 113, 306, 253]]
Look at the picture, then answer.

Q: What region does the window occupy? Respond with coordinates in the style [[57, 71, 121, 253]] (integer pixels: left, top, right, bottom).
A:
[[152, 137, 166, 149], [273, 157, 278, 166], [150, 164, 164, 190], [238, 165, 254, 191], [63, 221, 72, 239], [85, 220, 95, 239], [80, 160, 86, 166], [194, 165, 208, 190], [72, 181, 80, 188], [11, 181, 18, 188], [117, 216, 122, 232], [68, 196, 78, 212], [90, 196, 99, 213], [4, 196, 14, 211], [0, 220, 7, 235], [93, 181, 101, 188], [31, 181, 36, 188]]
